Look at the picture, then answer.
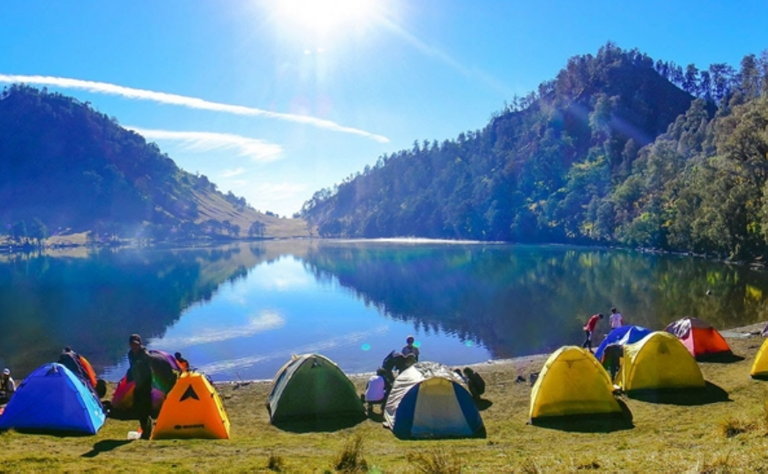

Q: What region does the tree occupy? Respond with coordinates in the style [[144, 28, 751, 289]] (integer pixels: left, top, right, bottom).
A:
[[248, 221, 266, 237]]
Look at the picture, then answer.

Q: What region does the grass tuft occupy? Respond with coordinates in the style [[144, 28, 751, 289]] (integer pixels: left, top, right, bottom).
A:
[[407, 447, 462, 474], [267, 452, 286, 472], [718, 418, 757, 438], [699, 450, 733, 474], [333, 433, 368, 472], [518, 458, 541, 473]]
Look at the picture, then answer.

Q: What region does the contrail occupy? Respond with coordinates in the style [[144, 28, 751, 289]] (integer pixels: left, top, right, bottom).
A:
[[0, 74, 389, 143]]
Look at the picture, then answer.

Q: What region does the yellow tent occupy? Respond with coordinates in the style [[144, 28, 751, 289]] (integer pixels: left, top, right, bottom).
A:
[[618, 331, 705, 392], [529, 346, 621, 421], [151, 372, 231, 440], [750, 337, 768, 379]]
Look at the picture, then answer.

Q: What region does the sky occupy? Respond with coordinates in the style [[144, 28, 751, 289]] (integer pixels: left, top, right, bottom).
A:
[[1, 1, 767, 217]]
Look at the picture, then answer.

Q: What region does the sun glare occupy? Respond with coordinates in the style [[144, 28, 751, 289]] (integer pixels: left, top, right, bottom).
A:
[[273, 0, 379, 41]]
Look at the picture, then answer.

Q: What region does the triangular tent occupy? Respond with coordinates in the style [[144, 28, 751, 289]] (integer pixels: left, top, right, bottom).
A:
[[267, 353, 365, 423], [618, 331, 705, 392], [529, 346, 622, 421], [384, 362, 484, 439], [594, 325, 653, 361], [0, 363, 105, 434], [151, 372, 231, 439], [664, 317, 732, 360], [750, 337, 768, 379]]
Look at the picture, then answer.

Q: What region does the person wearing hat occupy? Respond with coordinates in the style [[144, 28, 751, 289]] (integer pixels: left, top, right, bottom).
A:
[[401, 335, 420, 362], [0, 368, 15, 403], [128, 334, 154, 439]]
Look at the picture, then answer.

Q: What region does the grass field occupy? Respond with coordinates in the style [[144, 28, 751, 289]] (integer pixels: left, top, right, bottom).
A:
[[3, 325, 768, 473]]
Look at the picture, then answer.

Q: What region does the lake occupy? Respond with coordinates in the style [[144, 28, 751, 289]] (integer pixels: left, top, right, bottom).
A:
[[1, 240, 766, 383]]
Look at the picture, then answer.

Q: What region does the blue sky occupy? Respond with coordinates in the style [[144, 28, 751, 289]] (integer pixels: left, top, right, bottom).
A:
[[1, 1, 766, 217]]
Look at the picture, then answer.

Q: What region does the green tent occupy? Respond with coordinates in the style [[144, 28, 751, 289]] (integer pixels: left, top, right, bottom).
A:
[[267, 353, 365, 423]]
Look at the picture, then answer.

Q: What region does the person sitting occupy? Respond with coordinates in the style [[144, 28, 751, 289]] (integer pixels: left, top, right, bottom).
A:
[[463, 367, 486, 400], [174, 352, 190, 372], [363, 368, 391, 414], [402, 335, 420, 361], [0, 368, 15, 404]]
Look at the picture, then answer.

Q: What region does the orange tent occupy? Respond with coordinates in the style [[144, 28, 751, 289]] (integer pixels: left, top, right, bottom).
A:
[[664, 317, 732, 360], [151, 372, 230, 440]]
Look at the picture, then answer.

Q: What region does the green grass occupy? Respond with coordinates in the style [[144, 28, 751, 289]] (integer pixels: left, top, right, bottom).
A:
[[4, 329, 768, 472]]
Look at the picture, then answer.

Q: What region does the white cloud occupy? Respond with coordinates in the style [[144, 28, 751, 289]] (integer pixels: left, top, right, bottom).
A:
[[0, 74, 389, 143], [221, 167, 246, 178], [126, 127, 283, 162], [251, 182, 308, 200]]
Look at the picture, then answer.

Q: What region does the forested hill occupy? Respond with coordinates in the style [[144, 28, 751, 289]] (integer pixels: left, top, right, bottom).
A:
[[0, 85, 307, 243], [301, 44, 768, 260]]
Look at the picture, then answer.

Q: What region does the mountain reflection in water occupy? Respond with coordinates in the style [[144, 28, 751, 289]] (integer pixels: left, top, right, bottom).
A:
[[0, 240, 766, 382]]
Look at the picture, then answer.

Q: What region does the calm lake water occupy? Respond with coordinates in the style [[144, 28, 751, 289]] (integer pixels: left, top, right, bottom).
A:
[[1, 239, 767, 382]]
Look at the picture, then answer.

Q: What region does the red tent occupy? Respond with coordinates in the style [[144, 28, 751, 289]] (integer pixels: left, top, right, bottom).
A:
[[664, 317, 732, 360]]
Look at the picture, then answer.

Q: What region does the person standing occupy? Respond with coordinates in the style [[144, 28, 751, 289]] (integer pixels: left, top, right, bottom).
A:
[[128, 334, 153, 440], [0, 368, 15, 403], [582, 313, 604, 352], [609, 307, 624, 330], [401, 335, 420, 361]]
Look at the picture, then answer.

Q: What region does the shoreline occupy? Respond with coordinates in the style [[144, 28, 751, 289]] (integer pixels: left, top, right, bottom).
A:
[[215, 320, 768, 387]]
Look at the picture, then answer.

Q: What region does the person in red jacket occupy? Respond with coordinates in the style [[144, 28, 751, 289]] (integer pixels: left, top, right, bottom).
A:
[[582, 313, 604, 352]]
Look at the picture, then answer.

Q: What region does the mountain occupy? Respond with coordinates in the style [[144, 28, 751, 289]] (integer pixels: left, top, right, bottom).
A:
[[302, 44, 768, 257], [0, 84, 310, 242]]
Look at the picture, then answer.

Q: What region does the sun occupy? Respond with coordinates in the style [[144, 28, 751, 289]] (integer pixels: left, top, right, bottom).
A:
[[272, 0, 380, 41]]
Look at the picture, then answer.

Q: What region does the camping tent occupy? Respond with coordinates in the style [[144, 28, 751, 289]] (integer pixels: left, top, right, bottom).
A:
[[529, 346, 622, 421], [0, 363, 105, 434], [618, 331, 705, 392], [110, 349, 180, 416], [664, 317, 732, 360], [750, 337, 768, 378], [594, 325, 653, 361], [383, 361, 484, 439], [267, 353, 365, 423], [151, 372, 231, 439]]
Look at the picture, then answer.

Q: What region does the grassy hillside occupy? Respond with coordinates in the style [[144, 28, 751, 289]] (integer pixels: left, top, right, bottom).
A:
[[1, 325, 768, 472], [0, 84, 312, 242]]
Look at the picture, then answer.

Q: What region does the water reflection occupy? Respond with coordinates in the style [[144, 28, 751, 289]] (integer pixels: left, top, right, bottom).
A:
[[1, 240, 767, 382]]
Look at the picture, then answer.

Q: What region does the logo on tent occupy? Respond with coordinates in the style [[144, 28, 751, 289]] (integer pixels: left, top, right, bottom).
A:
[[180, 386, 199, 401], [174, 424, 205, 430]]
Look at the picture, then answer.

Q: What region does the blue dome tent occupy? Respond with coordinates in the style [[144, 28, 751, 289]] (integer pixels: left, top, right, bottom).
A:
[[0, 363, 105, 435], [594, 325, 653, 361]]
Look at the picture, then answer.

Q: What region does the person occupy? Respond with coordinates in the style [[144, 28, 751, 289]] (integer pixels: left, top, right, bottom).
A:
[[363, 368, 391, 414], [609, 307, 624, 329], [58, 346, 102, 398], [582, 313, 604, 352], [128, 334, 154, 440], [462, 367, 486, 400], [174, 352, 190, 372], [602, 343, 624, 382], [401, 335, 420, 361], [0, 368, 15, 403]]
